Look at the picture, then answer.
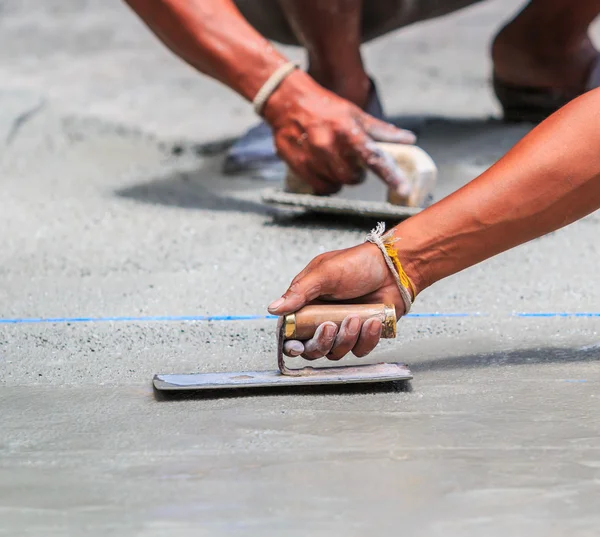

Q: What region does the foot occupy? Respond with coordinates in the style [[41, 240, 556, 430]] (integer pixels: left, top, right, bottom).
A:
[[492, 30, 598, 93], [491, 12, 600, 121], [222, 78, 385, 176]]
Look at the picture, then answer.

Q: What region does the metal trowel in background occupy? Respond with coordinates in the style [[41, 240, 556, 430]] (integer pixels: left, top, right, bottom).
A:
[[261, 142, 438, 220], [153, 303, 412, 392]]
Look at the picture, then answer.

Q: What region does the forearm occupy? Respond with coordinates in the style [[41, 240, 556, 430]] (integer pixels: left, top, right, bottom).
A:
[[124, 0, 299, 102], [397, 88, 600, 293]]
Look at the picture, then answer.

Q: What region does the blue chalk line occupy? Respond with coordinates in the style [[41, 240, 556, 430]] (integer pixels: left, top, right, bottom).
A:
[[514, 312, 600, 318], [0, 312, 599, 324]]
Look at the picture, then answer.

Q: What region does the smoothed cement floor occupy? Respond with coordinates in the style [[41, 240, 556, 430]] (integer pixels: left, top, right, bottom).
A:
[[1, 1, 599, 535]]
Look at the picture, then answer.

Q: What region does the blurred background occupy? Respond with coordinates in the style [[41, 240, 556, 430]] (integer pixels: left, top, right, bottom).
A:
[[1, 0, 534, 143]]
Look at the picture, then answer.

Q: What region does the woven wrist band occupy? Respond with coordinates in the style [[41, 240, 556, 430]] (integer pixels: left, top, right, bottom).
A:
[[253, 62, 299, 115], [365, 222, 415, 315]]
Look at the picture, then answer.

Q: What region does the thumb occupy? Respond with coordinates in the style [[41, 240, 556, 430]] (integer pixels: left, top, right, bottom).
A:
[[268, 272, 326, 315], [361, 115, 416, 144]]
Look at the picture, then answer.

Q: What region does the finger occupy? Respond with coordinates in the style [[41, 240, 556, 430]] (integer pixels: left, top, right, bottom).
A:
[[360, 115, 417, 144], [352, 317, 382, 358], [311, 143, 364, 186], [283, 340, 305, 357], [321, 152, 364, 186], [268, 269, 330, 315], [302, 322, 338, 360], [307, 128, 361, 187], [288, 163, 340, 196], [355, 136, 412, 198], [326, 315, 361, 361], [286, 251, 335, 291], [303, 160, 342, 195], [308, 173, 342, 195]]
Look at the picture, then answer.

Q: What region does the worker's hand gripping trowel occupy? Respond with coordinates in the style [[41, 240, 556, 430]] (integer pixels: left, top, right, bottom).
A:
[[261, 142, 437, 219], [153, 303, 412, 392]]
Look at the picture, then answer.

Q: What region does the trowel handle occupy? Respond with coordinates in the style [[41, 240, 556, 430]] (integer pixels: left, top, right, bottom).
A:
[[282, 303, 397, 340]]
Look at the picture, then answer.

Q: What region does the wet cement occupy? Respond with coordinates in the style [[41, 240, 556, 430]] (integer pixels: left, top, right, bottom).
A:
[[1, 0, 600, 535], [3, 321, 600, 536]]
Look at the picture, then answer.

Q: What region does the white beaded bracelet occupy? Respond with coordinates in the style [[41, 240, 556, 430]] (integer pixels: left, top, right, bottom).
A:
[[252, 62, 299, 115]]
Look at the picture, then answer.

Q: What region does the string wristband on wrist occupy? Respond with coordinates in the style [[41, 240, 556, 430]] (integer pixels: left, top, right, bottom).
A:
[[252, 62, 299, 115], [365, 222, 416, 315]]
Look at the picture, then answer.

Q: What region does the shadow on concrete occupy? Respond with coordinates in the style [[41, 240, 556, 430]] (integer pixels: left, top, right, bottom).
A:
[[115, 115, 532, 227], [409, 345, 600, 373], [389, 113, 528, 132], [116, 171, 274, 215], [153, 379, 413, 402], [163, 136, 237, 158], [388, 113, 503, 137], [265, 211, 393, 231], [152, 344, 599, 401]]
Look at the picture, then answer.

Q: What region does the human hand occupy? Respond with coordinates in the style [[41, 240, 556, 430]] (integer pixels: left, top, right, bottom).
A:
[[267, 242, 407, 360], [263, 72, 416, 195]]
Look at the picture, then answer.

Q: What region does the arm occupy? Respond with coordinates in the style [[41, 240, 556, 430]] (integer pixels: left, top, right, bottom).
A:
[[268, 88, 600, 359], [124, 0, 414, 193], [398, 88, 600, 294], [124, 0, 288, 102]]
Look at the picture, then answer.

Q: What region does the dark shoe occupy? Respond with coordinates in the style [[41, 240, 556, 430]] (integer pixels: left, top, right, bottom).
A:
[[222, 121, 280, 176], [222, 79, 386, 176], [493, 55, 600, 123]]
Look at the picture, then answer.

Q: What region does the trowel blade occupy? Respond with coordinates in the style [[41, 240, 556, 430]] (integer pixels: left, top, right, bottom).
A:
[[261, 188, 423, 220], [153, 362, 412, 391]]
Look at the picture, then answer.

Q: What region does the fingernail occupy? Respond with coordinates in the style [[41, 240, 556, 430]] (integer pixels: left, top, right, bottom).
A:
[[268, 297, 285, 312], [348, 317, 360, 335], [368, 319, 382, 336], [288, 341, 304, 356], [324, 324, 337, 339]]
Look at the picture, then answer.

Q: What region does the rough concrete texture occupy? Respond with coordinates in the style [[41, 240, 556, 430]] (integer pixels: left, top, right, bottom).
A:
[[1, 1, 600, 535]]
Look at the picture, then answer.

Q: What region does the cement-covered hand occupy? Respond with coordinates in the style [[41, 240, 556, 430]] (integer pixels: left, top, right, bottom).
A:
[[268, 243, 405, 360], [124, 0, 415, 196], [263, 72, 416, 195]]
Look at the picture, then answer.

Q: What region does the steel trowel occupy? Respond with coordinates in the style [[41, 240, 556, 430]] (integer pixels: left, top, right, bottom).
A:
[[153, 303, 412, 392]]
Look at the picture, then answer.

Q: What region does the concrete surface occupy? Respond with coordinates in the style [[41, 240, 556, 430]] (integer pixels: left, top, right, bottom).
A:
[[1, 1, 600, 535]]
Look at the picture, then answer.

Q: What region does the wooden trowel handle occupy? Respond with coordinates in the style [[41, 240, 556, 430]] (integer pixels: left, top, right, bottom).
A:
[[282, 303, 397, 340]]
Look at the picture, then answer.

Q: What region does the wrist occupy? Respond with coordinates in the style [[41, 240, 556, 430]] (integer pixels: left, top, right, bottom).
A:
[[388, 224, 439, 297], [261, 70, 321, 126]]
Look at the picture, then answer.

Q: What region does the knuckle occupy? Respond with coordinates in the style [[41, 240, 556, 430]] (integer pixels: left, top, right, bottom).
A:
[[282, 285, 298, 299], [342, 124, 364, 145], [309, 128, 335, 152], [289, 272, 306, 288], [298, 278, 322, 298], [313, 252, 334, 266], [303, 338, 328, 357]]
